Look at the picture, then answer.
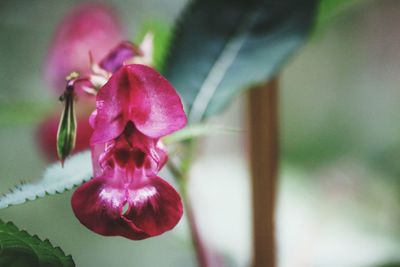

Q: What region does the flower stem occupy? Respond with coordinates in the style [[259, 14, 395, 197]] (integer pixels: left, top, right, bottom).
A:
[[181, 182, 210, 267], [248, 78, 279, 267], [168, 143, 211, 267]]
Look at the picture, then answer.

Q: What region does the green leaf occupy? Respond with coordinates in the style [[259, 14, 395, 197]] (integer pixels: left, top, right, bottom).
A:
[[164, 0, 318, 123], [0, 220, 75, 267], [136, 20, 173, 72], [375, 263, 400, 267], [313, 0, 364, 34], [162, 124, 241, 144], [0, 151, 91, 209]]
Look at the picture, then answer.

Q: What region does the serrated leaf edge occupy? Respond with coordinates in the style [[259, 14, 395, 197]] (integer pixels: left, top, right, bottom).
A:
[[0, 219, 75, 266], [0, 151, 92, 209]]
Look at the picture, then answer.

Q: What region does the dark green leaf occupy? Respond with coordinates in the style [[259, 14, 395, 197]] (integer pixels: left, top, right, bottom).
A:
[[375, 263, 400, 267], [164, 0, 318, 122], [0, 220, 75, 267]]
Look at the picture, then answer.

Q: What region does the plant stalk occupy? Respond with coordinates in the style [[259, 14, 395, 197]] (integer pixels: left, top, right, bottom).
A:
[[248, 78, 279, 267], [181, 183, 210, 267], [168, 147, 211, 267]]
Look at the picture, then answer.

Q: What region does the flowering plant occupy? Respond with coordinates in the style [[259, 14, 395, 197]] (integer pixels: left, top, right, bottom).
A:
[[0, 1, 324, 266], [72, 64, 186, 240]]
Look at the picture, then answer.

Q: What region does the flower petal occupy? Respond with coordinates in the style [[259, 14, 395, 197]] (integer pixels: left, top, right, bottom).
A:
[[71, 174, 183, 240], [91, 64, 187, 144], [45, 3, 123, 93], [99, 41, 142, 73], [124, 176, 183, 237]]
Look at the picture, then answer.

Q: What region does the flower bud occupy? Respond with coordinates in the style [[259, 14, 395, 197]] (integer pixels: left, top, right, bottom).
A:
[[57, 79, 77, 165]]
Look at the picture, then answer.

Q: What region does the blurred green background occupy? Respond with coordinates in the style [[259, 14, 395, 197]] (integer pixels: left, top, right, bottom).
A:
[[1, 0, 400, 266]]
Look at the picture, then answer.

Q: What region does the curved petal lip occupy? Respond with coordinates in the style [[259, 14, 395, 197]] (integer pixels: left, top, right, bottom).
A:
[[71, 175, 183, 240]]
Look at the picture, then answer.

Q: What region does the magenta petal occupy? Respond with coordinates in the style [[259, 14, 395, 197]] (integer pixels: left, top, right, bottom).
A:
[[91, 64, 187, 144], [99, 41, 142, 73], [124, 177, 183, 236], [45, 3, 123, 93], [71, 175, 183, 240]]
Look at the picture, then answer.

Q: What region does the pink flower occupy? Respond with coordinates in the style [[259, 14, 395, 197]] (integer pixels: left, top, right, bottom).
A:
[[72, 64, 187, 240], [40, 3, 154, 161], [45, 4, 123, 94], [39, 3, 124, 161]]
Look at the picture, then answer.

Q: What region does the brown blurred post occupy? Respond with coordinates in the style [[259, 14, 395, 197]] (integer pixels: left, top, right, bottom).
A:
[[248, 78, 279, 267]]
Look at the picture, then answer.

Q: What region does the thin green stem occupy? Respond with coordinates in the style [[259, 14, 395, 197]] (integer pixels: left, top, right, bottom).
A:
[[167, 141, 211, 267]]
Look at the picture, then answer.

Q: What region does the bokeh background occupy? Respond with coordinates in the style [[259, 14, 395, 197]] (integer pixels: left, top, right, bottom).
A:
[[1, 0, 400, 266]]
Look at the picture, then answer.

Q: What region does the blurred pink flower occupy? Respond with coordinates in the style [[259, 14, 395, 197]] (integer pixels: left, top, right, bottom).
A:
[[44, 3, 124, 94], [39, 3, 140, 161], [72, 64, 187, 240]]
